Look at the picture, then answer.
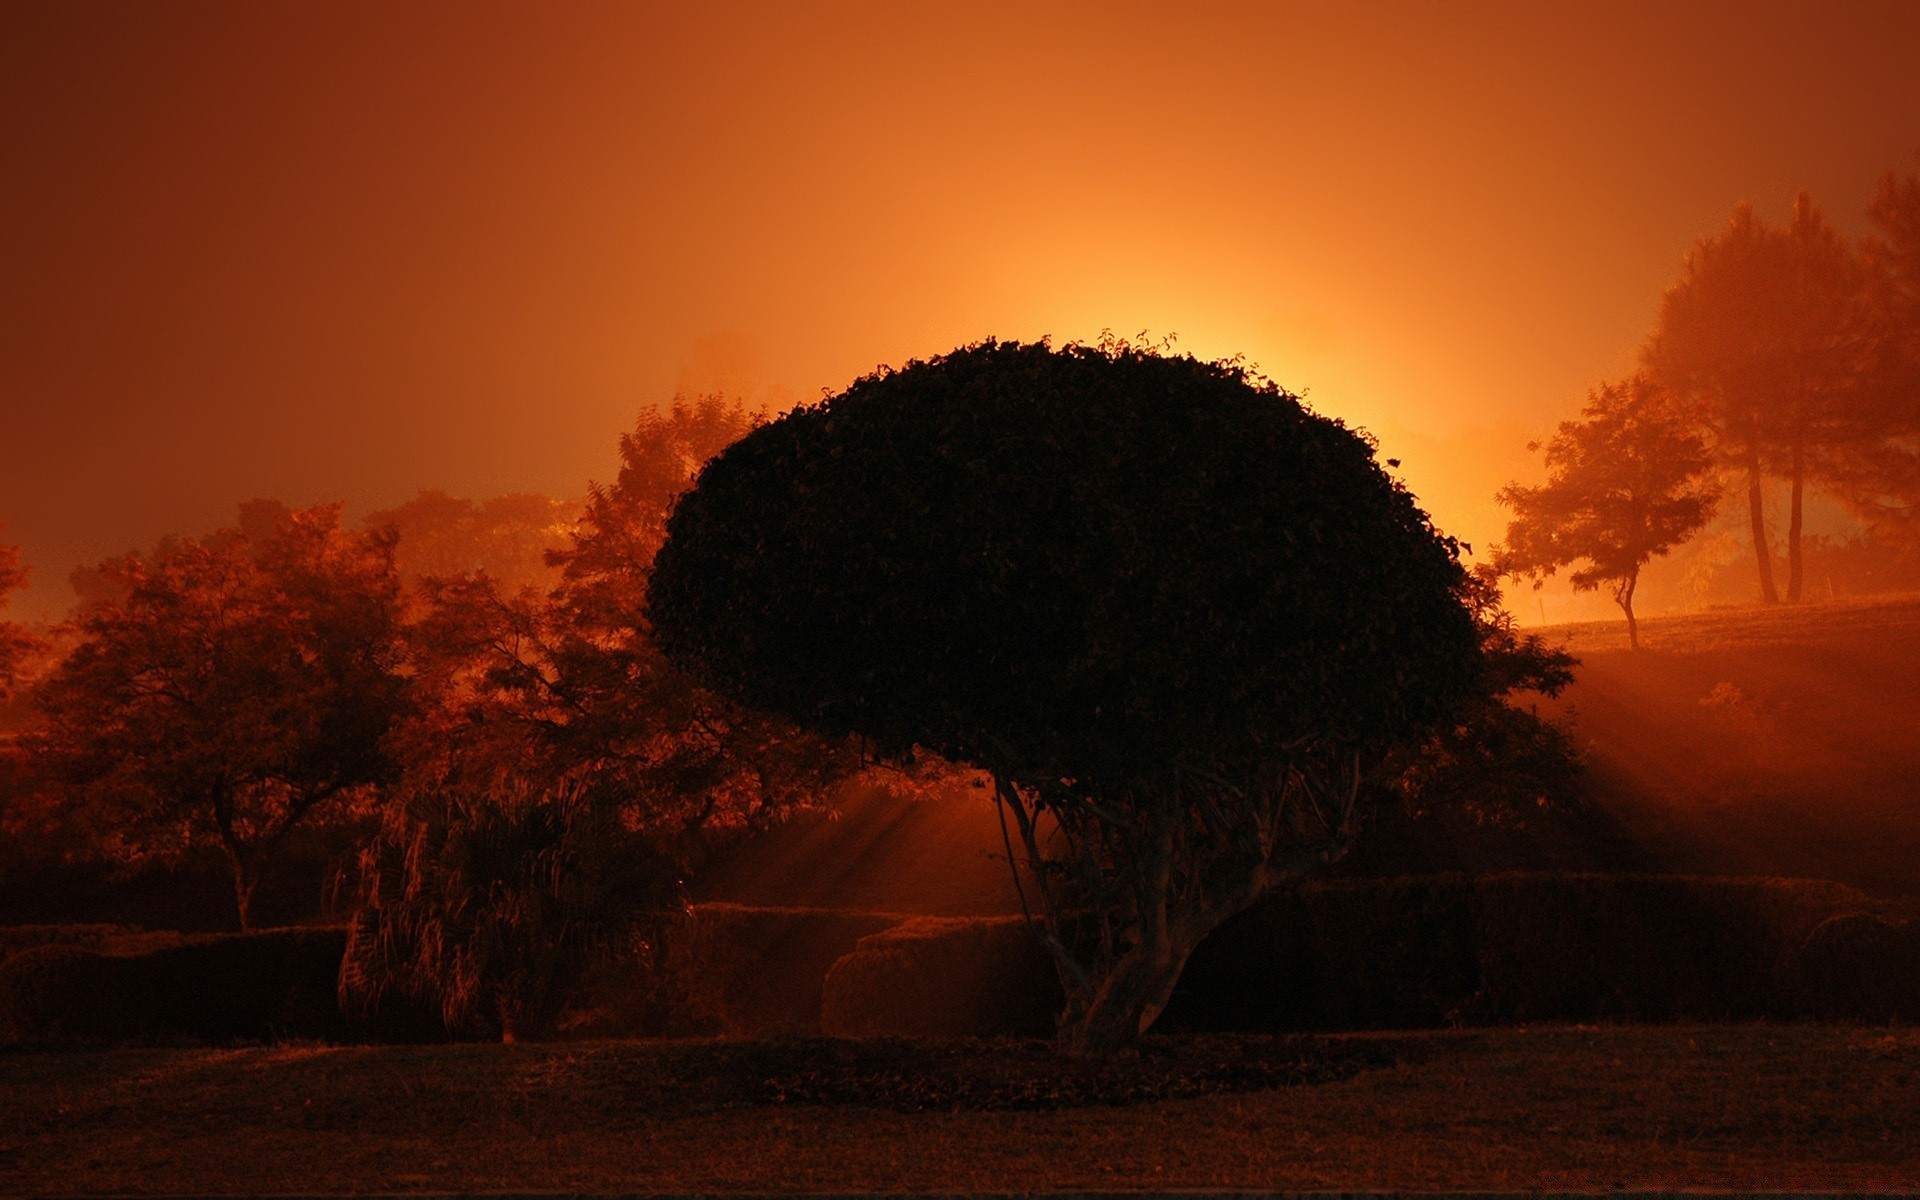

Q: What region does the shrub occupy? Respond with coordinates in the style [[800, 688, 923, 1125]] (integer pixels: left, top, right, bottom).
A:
[[0, 927, 352, 1045], [822, 916, 1059, 1037]]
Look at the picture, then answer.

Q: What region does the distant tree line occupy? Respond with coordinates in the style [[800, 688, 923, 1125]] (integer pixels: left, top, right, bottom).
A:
[[0, 399, 867, 1038], [1499, 154, 1920, 641]]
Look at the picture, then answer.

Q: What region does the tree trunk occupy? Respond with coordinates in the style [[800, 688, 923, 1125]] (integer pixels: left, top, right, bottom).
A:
[[1787, 442, 1805, 603], [1746, 451, 1779, 604], [1615, 573, 1640, 650], [1059, 938, 1198, 1060], [228, 853, 259, 933]]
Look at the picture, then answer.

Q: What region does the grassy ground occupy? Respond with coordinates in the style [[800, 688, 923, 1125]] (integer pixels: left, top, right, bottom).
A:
[[1535, 592, 1920, 897], [4, 1026, 1917, 1194]]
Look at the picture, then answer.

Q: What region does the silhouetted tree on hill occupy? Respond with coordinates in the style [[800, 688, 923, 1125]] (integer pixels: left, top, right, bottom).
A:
[[1645, 195, 1875, 603], [29, 505, 410, 930], [1497, 375, 1718, 647], [647, 340, 1483, 1057], [1838, 155, 1920, 539]]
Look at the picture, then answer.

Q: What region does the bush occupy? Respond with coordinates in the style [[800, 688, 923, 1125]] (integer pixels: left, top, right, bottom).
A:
[[1165, 874, 1873, 1030], [0, 927, 354, 1045], [806, 875, 1911, 1037], [822, 916, 1059, 1037], [0, 923, 141, 964], [1794, 912, 1920, 1021], [580, 904, 909, 1037]]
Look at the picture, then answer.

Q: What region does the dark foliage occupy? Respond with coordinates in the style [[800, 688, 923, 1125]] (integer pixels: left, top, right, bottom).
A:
[[652, 340, 1478, 781], [0, 927, 363, 1045], [338, 777, 684, 1042], [740, 1032, 1414, 1112], [27, 505, 409, 930], [649, 339, 1484, 1055]]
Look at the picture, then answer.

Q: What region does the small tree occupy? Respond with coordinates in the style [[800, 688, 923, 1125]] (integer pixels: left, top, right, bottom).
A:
[[344, 398, 857, 1036], [30, 505, 409, 929], [1497, 375, 1717, 648], [648, 340, 1482, 1057]]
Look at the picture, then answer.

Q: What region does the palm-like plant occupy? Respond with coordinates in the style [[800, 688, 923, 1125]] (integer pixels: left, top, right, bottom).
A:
[[339, 775, 680, 1041]]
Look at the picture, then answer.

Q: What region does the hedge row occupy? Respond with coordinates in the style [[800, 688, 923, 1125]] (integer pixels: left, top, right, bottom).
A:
[[5, 875, 1914, 1045], [571, 903, 908, 1037], [822, 875, 1919, 1036], [0, 927, 359, 1044], [821, 916, 1059, 1037]]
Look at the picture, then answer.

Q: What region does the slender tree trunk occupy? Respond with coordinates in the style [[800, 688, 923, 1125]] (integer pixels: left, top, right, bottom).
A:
[[1615, 573, 1640, 650], [1746, 449, 1779, 604], [1787, 442, 1805, 603], [228, 852, 259, 933]]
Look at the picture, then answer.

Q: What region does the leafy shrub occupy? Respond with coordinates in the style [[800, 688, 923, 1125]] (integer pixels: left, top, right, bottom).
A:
[[0, 927, 351, 1045], [338, 778, 681, 1041], [822, 916, 1059, 1037]]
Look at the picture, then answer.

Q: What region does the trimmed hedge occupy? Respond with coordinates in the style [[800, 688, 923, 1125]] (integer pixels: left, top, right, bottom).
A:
[[0, 926, 358, 1045], [822, 916, 1060, 1037], [819, 875, 1915, 1037], [1794, 912, 1920, 1021], [573, 904, 909, 1038], [8, 876, 1912, 1045], [0, 923, 144, 964], [1164, 874, 1873, 1030]]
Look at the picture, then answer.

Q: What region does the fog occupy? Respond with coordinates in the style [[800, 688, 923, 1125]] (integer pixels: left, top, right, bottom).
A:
[[5, 1, 1920, 623]]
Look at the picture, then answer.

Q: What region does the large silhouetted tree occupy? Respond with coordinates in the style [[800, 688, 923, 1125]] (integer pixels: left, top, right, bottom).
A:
[[1645, 195, 1875, 603], [31, 505, 409, 929], [1496, 375, 1719, 647], [647, 340, 1482, 1057]]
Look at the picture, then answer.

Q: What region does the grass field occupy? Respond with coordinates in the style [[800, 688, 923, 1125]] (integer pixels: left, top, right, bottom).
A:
[[1538, 592, 1920, 897], [4, 1026, 1918, 1194]]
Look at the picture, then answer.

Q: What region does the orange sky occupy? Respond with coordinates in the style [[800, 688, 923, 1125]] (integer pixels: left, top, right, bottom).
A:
[[3, 0, 1918, 621]]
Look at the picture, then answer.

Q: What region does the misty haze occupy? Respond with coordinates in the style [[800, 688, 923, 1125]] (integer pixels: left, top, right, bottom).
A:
[[2, 2, 1919, 1195]]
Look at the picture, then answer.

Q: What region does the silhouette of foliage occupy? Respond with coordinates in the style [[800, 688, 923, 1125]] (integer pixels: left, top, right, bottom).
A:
[[394, 396, 856, 829], [0, 537, 35, 703], [1497, 375, 1718, 647], [349, 399, 860, 1034], [1645, 195, 1876, 603], [363, 489, 579, 598], [339, 775, 681, 1041], [648, 339, 1483, 1057], [1842, 154, 1920, 540], [29, 505, 409, 930], [1383, 564, 1580, 822]]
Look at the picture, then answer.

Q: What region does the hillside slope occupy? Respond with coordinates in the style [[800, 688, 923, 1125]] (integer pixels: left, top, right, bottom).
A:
[[1541, 593, 1920, 896]]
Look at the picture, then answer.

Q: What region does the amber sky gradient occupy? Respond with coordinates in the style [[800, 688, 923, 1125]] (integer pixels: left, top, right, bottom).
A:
[[3, 0, 1919, 620]]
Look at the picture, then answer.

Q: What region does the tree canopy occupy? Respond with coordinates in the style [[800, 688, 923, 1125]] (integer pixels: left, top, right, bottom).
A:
[[1497, 375, 1719, 647], [1645, 194, 1875, 603], [30, 504, 410, 929], [648, 339, 1483, 1055], [0, 537, 34, 703]]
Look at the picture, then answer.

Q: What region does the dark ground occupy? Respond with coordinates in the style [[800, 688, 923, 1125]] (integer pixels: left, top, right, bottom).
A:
[[3, 1027, 1916, 1194]]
